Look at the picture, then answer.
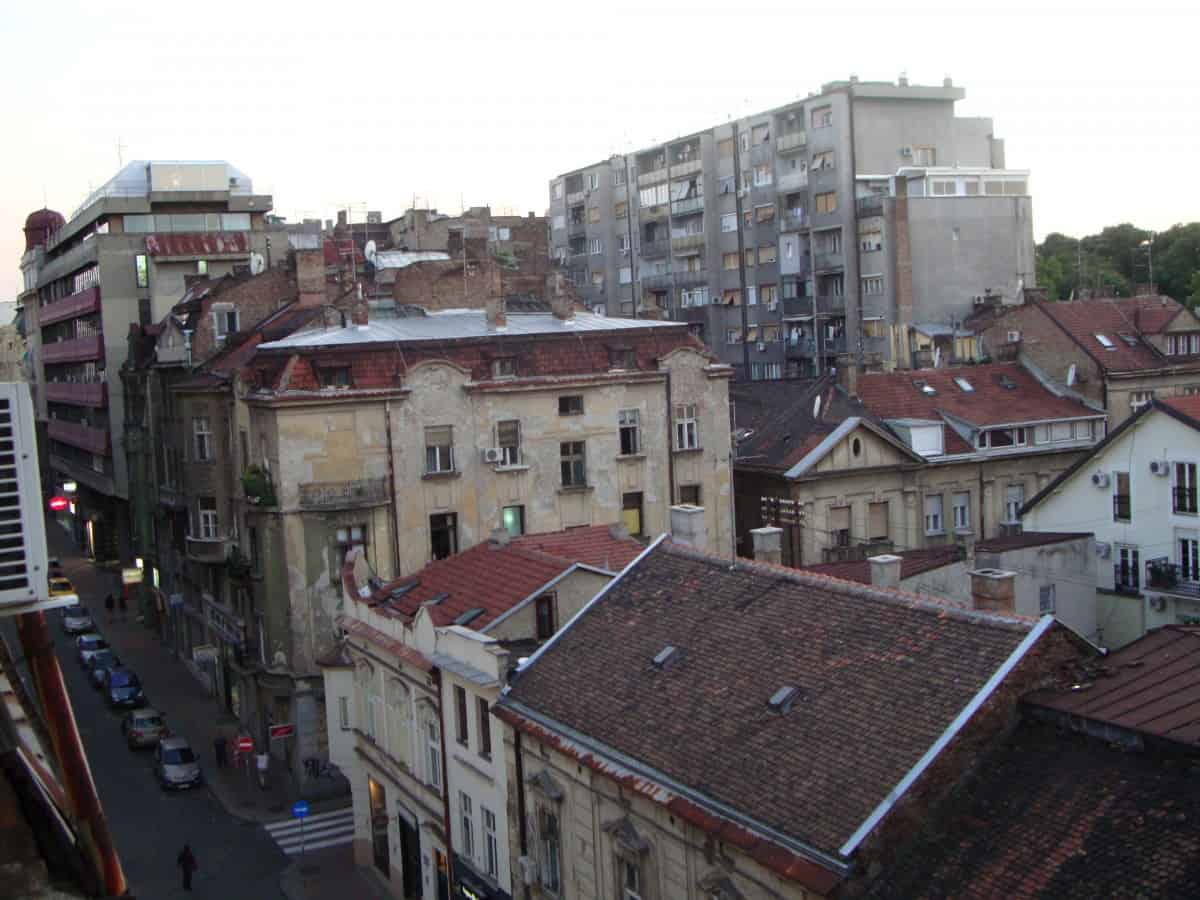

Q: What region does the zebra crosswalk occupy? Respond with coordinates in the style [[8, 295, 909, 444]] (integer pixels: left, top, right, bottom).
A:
[[263, 806, 355, 855]]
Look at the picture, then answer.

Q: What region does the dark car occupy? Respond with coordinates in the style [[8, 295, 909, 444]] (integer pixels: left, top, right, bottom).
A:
[[86, 649, 121, 689], [103, 667, 145, 709]]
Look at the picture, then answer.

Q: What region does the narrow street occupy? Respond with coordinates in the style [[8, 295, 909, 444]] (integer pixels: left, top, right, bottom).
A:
[[2, 526, 290, 899]]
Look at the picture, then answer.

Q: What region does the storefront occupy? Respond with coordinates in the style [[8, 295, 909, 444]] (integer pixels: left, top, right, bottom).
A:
[[452, 856, 511, 900]]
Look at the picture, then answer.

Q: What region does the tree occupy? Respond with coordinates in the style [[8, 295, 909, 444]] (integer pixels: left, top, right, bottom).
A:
[[1037, 222, 1199, 302], [1188, 271, 1200, 309]]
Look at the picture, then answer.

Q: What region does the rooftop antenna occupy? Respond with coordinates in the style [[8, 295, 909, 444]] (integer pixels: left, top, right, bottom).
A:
[[116, 137, 127, 168]]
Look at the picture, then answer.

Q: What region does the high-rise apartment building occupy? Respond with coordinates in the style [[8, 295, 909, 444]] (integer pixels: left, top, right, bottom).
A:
[[549, 76, 1034, 378], [22, 161, 282, 558]]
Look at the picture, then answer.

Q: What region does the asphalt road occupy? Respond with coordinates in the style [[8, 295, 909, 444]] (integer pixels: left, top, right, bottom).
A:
[[1, 530, 289, 899]]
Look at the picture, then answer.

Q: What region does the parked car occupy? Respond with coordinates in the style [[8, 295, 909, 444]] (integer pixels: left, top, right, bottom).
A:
[[86, 649, 121, 689], [49, 576, 76, 598], [103, 667, 145, 709], [61, 605, 93, 635], [48, 558, 64, 576], [75, 634, 110, 668], [155, 737, 202, 790], [122, 708, 168, 749]]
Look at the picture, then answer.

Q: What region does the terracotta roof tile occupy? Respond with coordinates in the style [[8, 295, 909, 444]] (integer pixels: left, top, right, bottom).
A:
[[973, 531, 1092, 553], [799, 546, 965, 584], [1158, 394, 1200, 422], [501, 540, 1037, 859], [1035, 297, 1184, 371]]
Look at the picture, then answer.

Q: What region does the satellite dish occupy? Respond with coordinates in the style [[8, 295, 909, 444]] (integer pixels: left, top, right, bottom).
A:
[[249, 252, 266, 275], [364, 240, 377, 264]]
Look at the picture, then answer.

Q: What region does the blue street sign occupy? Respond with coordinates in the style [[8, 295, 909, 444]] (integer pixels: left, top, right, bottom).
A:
[[292, 800, 310, 819]]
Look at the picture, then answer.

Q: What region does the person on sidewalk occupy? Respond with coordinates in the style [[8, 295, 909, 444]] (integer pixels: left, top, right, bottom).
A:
[[118, 592, 127, 621], [176, 844, 197, 891], [213, 733, 227, 769], [104, 594, 114, 624]]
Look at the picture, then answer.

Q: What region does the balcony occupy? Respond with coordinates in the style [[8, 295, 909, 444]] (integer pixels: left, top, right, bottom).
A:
[[1145, 558, 1200, 598], [786, 338, 817, 357], [639, 204, 668, 223], [776, 171, 809, 192], [639, 240, 669, 260], [673, 270, 708, 288], [776, 131, 808, 153], [186, 534, 234, 564], [857, 196, 885, 217], [42, 335, 104, 365], [815, 295, 847, 315], [781, 211, 808, 232], [812, 250, 844, 272], [567, 220, 585, 237], [671, 196, 704, 217], [1112, 563, 1140, 596], [566, 190, 585, 205], [298, 476, 390, 510], [156, 344, 187, 365], [637, 167, 668, 187], [671, 234, 705, 253], [670, 158, 702, 178], [44, 381, 107, 407], [641, 273, 674, 291], [47, 419, 109, 455], [39, 287, 100, 327]]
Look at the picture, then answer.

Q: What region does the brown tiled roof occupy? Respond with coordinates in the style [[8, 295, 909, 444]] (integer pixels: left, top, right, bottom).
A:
[[1026, 625, 1200, 746], [798, 546, 965, 584], [500, 540, 1039, 861], [1034, 297, 1181, 372], [1157, 394, 1200, 423], [367, 526, 642, 630], [865, 719, 1200, 899], [974, 531, 1092, 553]]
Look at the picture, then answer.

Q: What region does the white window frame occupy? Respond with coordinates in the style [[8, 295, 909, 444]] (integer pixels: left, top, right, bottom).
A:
[[425, 711, 442, 790], [460, 791, 476, 861], [497, 420, 521, 466], [193, 417, 212, 462], [588, 237, 602, 255], [1039, 584, 1057, 614], [618, 408, 641, 456], [862, 275, 884, 295], [674, 404, 699, 450], [924, 495, 943, 535], [338, 695, 351, 730], [952, 492, 971, 531], [720, 213, 737, 233], [425, 426, 455, 474], [1005, 484, 1026, 523], [483, 806, 499, 878], [198, 497, 219, 539]]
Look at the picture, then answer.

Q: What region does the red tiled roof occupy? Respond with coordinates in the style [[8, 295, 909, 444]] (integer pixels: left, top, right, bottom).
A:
[[1026, 625, 1200, 746], [865, 719, 1200, 899], [1035, 297, 1178, 371], [974, 531, 1092, 553], [501, 540, 1041, 861], [799, 546, 965, 584], [369, 526, 642, 629], [1157, 394, 1200, 423]]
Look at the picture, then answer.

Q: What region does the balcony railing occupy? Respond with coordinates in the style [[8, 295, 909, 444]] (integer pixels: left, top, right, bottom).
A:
[[775, 131, 808, 153], [42, 335, 104, 365], [639, 204, 668, 222], [857, 195, 885, 217], [639, 240, 669, 259], [47, 419, 109, 455], [566, 190, 585, 205], [637, 167, 668, 187], [298, 476, 390, 510], [186, 534, 234, 564], [1112, 563, 1140, 595], [776, 171, 809, 192], [815, 295, 847, 315], [1113, 495, 1131, 522], [673, 270, 708, 288], [1145, 558, 1200, 598], [670, 158, 702, 178], [781, 211, 807, 232], [567, 221, 585, 237], [39, 287, 101, 327], [671, 234, 705, 253], [812, 250, 844, 272], [44, 381, 107, 407], [671, 196, 704, 216]]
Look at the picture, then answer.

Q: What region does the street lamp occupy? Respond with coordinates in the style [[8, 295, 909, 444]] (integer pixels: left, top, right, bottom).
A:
[[1139, 234, 1155, 292]]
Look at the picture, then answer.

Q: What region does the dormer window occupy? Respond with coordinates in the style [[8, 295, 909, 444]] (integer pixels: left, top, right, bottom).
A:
[[212, 305, 238, 344], [492, 357, 517, 379], [609, 347, 636, 371], [318, 366, 351, 389]]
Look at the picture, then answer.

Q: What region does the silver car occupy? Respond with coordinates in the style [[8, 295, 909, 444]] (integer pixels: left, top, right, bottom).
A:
[[155, 737, 202, 790], [122, 708, 167, 749], [76, 633, 110, 668], [62, 605, 94, 635]]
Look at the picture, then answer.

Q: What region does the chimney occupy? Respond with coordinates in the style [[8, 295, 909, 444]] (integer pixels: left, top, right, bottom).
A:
[[485, 295, 507, 330], [670, 504, 707, 552], [838, 362, 858, 397], [869, 554, 903, 590], [337, 210, 348, 229], [351, 296, 369, 327], [943, 75, 954, 88], [969, 568, 1016, 614], [751, 526, 783, 565], [550, 272, 575, 321], [294, 246, 325, 306], [488, 527, 511, 549]]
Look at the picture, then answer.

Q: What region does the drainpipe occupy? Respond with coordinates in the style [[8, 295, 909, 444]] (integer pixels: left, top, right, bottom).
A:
[[434, 667, 456, 896], [665, 371, 676, 507], [513, 729, 530, 900], [384, 400, 401, 578]]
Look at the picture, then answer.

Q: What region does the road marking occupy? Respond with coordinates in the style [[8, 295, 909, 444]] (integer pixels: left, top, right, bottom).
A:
[[263, 806, 355, 855]]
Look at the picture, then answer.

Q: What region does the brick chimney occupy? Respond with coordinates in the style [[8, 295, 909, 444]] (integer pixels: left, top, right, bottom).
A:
[[485, 295, 506, 330], [969, 568, 1016, 614], [869, 554, 903, 590], [294, 246, 325, 307], [670, 504, 707, 552], [337, 209, 348, 229], [751, 526, 783, 565]]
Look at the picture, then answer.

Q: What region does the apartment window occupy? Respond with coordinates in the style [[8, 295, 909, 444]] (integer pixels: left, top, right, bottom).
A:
[[868, 501, 888, 541], [811, 105, 833, 128], [675, 404, 699, 450], [135, 254, 149, 288], [196, 259, 208, 275], [338, 696, 351, 730], [1175, 462, 1198, 514], [913, 146, 936, 166], [721, 252, 739, 271], [198, 497, 218, 539], [460, 791, 476, 859], [552, 215, 565, 231], [535, 595, 556, 641], [721, 213, 737, 233], [480, 806, 499, 877], [553, 182, 564, 200], [830, 505, 851, 547], [587, 172, 599, 191], [430, 512, 458, 560], [477, 696, 492, 759], [622, 859, 643, 900], [614, 201, 628, 221], [588, 238, 602, 255], [539, 809, 561, 892], [1113, 472, 1131, 522], [719, 175, 735, 195], [1005, 484, 1025, 523], [558, 394, 583, 416], [862, 276, 884, 295], [1181, 537, 1200, 581], [317, 366, 351, 388], [860, 229, 883, 252], [931, 179, 957, 196], [493, 419, 521, 466], [425, 426, 455, 474], [619, 266, 632, 285], [613, 168, 627, 186], [755, 204, 776, 224], [758, 245, 777, 264], [679, 484, 701, 506], [1037, 584, 1057, 615], [953, 492, 971, 532], [618, 409, 641, 455], [753, 164, 772, 186], [193, 417, 212, 462], [812, 150, 835, 170], [491, 357, 517, 379], [740, 131, 750, 153], [743, 248, 756, 269], [502, 505, 525, 537], [924, 495, 944, 535], [726, 327, 743, 344], [1130, 391, 1154, 412], [560, 441, 587, 487], [718, 138, 734, 159], [452, 685, 469, 747], [815, 191, 837, 214], [1116, 545, 1140, 591], [588, 206, 601, 224], [746, 286, 758, 306], [762, 285, 778, 307]]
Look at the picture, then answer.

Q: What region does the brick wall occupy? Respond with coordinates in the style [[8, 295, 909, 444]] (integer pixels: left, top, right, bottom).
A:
[[978, 306, 1105, 407], [190, 267, 294, 362]]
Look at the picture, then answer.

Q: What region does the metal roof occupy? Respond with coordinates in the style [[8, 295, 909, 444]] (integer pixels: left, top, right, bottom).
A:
[[258, 310, 681, 350]]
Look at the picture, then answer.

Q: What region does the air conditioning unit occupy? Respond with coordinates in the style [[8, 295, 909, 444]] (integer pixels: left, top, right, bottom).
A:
[[900, 145, 914, 157], [518, 856, 537, 886], [1094, 541, 1111, 559], [756, 342, 766, 352], [482, 448, 503, 464], [1091, 472, 1110, 488], [973, 295, 986, 306], [0, 383, 52, 615], [1149, 460, 1170, 477]]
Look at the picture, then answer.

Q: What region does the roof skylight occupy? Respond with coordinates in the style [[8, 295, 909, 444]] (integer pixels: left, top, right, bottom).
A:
[[652, 645, 680, 669], [1094, 333, 1115, 349], [954, 377, 974, 393], [768, 685, 801, 714], [454, 607, 485, 627], [913, 380, 937, 396]]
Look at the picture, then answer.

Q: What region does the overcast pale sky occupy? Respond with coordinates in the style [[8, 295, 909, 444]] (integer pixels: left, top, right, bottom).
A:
[[4, 0, 1198, 299]]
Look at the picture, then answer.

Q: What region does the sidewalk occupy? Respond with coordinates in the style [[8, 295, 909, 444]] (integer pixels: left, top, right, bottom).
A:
[[49, 526, 347, 826], [278, 845, 393, 900]]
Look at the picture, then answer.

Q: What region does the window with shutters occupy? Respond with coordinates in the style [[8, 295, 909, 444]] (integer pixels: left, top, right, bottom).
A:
[[497, 420, 521, 466], [830, 505, 851, 547], [674, 404, 699, 450], [618, 409, 641, 456], [425, 426, 455, 473], [953, 492, 971, 531], [869, 502, 888, 541], [924, 495, 944, 535]]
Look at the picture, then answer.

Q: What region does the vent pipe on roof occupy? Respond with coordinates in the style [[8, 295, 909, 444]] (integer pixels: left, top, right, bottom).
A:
[[869, 554, 903, 590], [751, 526, 783, 565]]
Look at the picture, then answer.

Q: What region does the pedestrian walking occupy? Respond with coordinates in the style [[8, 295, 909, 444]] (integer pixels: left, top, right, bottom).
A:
[[117, 592, 127, 621], [176, 844, 197, 891], [104, 594, 114, 624], [213, 734, 227, 769]]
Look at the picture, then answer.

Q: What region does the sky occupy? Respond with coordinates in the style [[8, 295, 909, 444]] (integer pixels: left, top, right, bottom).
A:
[[3, 0, 1199, 299]]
